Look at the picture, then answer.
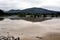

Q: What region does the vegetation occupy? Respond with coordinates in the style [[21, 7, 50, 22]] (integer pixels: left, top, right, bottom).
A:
[[0, 9, 60, 18]]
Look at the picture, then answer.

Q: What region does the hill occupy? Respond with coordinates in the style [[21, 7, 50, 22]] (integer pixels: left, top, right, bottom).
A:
[[6, 7, 59, 14]]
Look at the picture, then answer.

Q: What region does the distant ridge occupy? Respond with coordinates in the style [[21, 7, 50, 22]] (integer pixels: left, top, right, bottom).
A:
[[20, 7, 52, 13], [5, 7, 60, 14], [6, 9, 21, 13]]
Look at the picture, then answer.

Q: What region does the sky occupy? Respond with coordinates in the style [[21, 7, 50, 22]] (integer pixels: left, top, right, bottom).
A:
[[0, 0, 60, 11]]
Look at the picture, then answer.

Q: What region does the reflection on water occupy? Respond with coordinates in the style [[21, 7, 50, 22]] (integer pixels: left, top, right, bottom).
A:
[[0, 18, 4, 21], [0, 15, 52, 22]]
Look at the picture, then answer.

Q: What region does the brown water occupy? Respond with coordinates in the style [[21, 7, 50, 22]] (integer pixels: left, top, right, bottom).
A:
[[0, 18, 60, 40]]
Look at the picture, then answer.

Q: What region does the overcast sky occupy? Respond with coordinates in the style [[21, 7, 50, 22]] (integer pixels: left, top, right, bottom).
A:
[[0, 0, 60, 11]]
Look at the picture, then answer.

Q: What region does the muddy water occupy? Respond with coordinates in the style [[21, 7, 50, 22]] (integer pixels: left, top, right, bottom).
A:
[[0, 18, 60, 40]]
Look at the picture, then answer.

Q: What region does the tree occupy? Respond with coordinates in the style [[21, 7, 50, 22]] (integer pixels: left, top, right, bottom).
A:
[[0, 9, 4, 16], [43, 14, 47, 17]]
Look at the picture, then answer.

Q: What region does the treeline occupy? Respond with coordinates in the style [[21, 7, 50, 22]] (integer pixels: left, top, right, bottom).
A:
[[0, 9, 60, 18]]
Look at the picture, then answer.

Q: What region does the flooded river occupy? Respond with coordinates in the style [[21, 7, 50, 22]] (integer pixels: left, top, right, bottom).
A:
[[0, 18, 60, 40]]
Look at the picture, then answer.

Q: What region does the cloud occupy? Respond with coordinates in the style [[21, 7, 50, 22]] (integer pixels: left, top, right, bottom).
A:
[[41, 6, 60, 11], [23, 0, 43, 6], [41, 0, 60, 11], [0, 0, 43, 10], [0, 0, 60, 11], [41, 0, 60, 6]]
